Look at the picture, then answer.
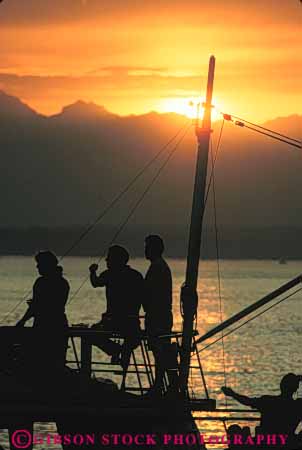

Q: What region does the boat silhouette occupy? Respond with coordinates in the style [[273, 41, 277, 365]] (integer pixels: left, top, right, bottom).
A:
[[279, 257, 287, 265]]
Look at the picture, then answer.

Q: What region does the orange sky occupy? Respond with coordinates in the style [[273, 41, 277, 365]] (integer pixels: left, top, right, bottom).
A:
[[0, 0, 301, 121]]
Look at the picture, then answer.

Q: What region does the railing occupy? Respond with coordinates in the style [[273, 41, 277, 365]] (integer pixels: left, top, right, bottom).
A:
[[66, 327, 214, 408]]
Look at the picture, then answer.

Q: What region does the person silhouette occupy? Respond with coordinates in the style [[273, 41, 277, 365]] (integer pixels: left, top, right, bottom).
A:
[[89, 245, 144, 370], [222, 373, 302, 447], [16, 251, 70, 376], [143, 235, 179, 396]]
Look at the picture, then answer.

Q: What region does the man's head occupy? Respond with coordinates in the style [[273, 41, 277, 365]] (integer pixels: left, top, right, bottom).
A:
[[280, 373, 300, 396], [35, 250, 58, 276], [106, 245, 129, 269], [145, 235, 164, 261], [227, 424, 242, 437]]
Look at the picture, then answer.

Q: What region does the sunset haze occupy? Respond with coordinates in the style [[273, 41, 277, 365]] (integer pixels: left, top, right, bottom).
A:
[[0, 0, 301, 121]]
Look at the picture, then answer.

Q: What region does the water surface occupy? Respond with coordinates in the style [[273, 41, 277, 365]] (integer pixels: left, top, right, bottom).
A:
[[0, 257, 301, 447]]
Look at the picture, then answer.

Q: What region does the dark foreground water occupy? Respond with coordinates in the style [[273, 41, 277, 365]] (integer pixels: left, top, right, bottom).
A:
[[0, 257, 301, 448]]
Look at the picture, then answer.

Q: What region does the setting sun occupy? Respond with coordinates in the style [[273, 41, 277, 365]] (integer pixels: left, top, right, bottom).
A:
[[158, 97, 223, 121]]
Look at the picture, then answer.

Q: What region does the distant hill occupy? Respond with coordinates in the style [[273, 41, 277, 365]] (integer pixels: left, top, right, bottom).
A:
[[0, 90, 301, 256], [51, 100, 117, 121], [263, 114, 301, 136], [0, 90, 39, 119]]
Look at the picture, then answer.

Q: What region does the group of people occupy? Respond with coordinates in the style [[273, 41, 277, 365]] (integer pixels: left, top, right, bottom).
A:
[[16, 235, 178, 396], [13, 238, 302, 443]]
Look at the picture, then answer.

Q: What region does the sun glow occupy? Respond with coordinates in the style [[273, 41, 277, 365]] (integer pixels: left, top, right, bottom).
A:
[[158, 97, 222, 121]]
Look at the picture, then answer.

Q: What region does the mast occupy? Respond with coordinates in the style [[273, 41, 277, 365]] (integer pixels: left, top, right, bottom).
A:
[[179, 56, 215, 394]]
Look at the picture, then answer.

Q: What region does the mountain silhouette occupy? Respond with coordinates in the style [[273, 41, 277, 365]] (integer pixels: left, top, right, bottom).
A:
[[0, 90, 39, 119], [0, 90, 301, 257], [51, 100, 116, 121], [262, 114, 301, 136]]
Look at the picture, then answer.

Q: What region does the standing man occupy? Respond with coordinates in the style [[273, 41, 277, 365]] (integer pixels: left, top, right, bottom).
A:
[[12, 251, 69, 450], [16, 250, 70, 376], [144, 235, 179, 396]]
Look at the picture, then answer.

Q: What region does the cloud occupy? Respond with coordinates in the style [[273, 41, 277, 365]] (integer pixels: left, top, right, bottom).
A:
[[85, 66, 167, 76], [0, 0, 301, 27]]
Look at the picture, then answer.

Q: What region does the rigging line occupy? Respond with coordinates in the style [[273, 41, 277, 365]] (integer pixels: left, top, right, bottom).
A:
[[1, 122, 191, 325], [210, 137, 228, 407], [204, 119, 225, 208], [66, 125, 192, 307], [60, 120, 192, 259], [237, 123, 301, 149], [190, 123, 224, 401], [221, 112, 301, 145], [196, 286, 302, 355], [1, 299, 26, 325]]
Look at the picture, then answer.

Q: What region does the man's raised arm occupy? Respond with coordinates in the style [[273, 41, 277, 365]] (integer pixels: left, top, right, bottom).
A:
[[89, 264, 107, 287], [221, 386, 257, 408]]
